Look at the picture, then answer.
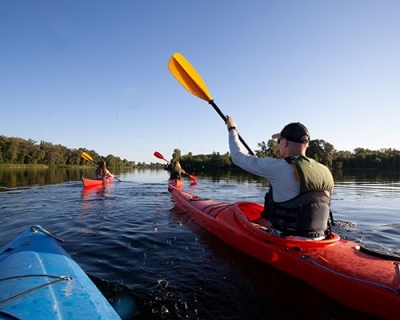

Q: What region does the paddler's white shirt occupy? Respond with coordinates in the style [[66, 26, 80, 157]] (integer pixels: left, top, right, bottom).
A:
[[229, 130, 300, 202]]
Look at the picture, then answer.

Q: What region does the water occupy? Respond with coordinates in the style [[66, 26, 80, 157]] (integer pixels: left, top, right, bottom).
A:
[[1, 169, 399, 319]]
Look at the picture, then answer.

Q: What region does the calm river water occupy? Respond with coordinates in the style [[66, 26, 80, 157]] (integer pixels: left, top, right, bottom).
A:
[[0, 168, 399, 319]]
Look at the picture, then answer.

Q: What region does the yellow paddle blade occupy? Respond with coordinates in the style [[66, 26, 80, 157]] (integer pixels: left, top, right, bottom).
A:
[[81, 152, 93, 162], [168, 52, 212, 102]]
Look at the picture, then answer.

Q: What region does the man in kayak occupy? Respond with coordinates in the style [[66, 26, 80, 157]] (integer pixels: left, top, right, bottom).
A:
[[164, 160, 186, 180], [226, 116, 334, 240]]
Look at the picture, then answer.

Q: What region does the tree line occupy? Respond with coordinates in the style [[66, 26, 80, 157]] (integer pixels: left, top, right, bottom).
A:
[[1, 135, 399, 171], [168, 139, 400, 173], [0, 136, 140, 169]]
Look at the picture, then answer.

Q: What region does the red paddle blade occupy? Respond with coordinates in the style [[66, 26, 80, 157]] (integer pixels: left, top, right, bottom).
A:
[[154, 151, 166, 160], [188, 174, 197, 181]]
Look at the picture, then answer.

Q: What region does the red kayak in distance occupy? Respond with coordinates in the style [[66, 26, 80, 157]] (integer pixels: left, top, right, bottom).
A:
[[168, 178, 183, 190], [168, 179, 197, 191], [81, 176, 113, 188], [168, 181, 400, 319]]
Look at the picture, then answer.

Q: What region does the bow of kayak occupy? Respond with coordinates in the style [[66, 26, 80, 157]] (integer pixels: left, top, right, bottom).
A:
[[0, 226, 121, 320], [168, 181, 400, 319], [168, 178, 183, 190]]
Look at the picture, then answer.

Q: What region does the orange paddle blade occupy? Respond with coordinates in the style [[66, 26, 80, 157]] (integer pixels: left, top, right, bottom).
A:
[[168, 52, 212, 102]]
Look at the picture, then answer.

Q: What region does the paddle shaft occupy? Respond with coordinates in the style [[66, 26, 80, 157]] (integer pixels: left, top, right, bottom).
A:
[[208, 100, 255, 156]]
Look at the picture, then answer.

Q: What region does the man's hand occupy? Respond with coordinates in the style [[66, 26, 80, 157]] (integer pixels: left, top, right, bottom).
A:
[[226, 116, 237, 132]]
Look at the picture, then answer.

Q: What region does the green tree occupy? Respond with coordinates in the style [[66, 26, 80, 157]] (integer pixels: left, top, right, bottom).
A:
[[307, 139, 335, 167], [267, 140, 280, 158], [3, 138, 18, 163], [255, 141, 268, 158], [172, 148, 182, 161], [255, 140, 280, 158]]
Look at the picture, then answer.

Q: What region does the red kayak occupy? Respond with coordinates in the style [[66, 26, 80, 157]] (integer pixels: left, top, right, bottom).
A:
[[81, 176, 113, 188], [168, 181, 400, 319]]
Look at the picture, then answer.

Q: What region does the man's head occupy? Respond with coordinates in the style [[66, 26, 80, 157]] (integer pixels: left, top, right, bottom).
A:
[[272, 122, 310, 144], [272, 122, 310, 158]]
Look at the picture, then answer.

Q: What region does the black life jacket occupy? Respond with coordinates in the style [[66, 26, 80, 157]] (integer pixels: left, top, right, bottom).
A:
[[263, 156, 335, 238]]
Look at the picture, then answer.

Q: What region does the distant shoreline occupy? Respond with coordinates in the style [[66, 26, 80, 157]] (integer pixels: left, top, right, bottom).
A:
[[0, 164, 92, 169]]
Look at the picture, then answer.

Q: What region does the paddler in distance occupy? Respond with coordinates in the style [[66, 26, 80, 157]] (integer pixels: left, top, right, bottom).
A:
[[164, 160, 186, 180], [95, 160, 114, 179]]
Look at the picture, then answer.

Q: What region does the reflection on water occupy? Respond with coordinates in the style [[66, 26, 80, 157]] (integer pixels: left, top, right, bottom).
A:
[[333, 168, 400, 183], [2, 166, 399, 186], [0, 168, 399, 319], [0, 167, 97, 189], [81, 184, 112, 200]]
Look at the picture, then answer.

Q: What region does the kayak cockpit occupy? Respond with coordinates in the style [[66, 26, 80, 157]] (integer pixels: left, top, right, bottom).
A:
[[234, 201, 341, 247]]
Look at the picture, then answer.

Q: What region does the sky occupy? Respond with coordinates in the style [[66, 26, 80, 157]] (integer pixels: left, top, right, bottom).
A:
[[1, 1, 399, 164]]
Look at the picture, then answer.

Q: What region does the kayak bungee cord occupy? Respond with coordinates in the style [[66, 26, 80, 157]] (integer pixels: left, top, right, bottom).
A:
[[0, 275, 72, 307], [187, 196, 234, 216]]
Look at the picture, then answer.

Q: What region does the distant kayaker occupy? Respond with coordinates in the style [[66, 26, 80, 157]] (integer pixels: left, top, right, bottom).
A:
[[226, 116, 334, 240], [95, 160, 113, 179], [164, 160, 186, 180]]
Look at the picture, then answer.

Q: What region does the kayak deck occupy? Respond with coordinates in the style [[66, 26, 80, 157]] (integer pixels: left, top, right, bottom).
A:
[[0, 226, 120, 320], [168, 182, 400, 319]]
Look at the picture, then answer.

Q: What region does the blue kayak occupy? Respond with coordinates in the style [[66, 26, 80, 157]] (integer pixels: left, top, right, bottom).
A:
[[0, 226, 121, 319]]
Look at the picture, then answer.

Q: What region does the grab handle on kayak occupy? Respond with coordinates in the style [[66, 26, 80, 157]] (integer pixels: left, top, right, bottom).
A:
[[31, 225, 65, 243]]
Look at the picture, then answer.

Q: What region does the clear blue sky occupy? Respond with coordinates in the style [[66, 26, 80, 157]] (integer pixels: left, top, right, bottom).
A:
[[1, 1, 399, 164]]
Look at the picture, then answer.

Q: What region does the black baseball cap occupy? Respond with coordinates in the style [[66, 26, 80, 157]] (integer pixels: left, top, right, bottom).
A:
[[271, 122, 310, 144]]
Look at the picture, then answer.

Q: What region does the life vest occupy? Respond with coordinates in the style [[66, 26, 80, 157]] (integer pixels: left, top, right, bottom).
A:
[[264, 156, 334, 238]]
